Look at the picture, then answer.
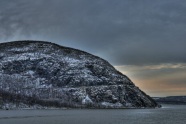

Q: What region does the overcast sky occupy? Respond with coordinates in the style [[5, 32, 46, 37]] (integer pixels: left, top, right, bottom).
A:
[[0, 0, 186, 97]]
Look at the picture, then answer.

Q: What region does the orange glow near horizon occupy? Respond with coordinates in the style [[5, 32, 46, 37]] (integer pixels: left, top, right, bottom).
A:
[[115, 63, 186, 97]]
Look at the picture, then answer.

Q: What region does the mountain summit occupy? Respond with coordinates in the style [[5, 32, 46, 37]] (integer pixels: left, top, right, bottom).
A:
[[0, 41, 158, 108]]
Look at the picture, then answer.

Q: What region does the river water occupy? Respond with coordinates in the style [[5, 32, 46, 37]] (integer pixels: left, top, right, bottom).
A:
[[0, 105, 185, 124]]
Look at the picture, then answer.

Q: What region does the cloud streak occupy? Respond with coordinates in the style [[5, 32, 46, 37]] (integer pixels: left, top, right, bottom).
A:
[[115, 63, 186, 71]]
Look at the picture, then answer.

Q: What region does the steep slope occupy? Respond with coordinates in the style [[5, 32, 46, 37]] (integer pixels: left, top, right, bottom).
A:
[[0, 41, 158, 108]]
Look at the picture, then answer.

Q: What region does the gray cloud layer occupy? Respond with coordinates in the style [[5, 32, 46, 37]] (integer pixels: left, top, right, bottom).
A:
[[0, 0, 186, 65]]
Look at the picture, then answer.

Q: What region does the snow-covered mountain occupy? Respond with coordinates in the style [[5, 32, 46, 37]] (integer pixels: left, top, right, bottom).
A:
[[0, 41, 158, 109]]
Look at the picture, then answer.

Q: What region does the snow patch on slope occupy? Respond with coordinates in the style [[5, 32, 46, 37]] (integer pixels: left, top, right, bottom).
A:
[[82, 95, 93, 104]]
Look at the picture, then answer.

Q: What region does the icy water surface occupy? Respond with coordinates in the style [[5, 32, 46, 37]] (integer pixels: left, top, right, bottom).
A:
[[0, 105, 186, 124]]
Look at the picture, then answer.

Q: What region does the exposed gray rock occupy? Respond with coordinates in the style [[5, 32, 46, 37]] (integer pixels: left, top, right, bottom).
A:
[[0, 41, 158, 109]]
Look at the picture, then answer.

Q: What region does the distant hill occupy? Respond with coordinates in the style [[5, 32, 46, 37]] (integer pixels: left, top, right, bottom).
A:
[[0, 41, 158, 109], [154, 96, 186, 104]]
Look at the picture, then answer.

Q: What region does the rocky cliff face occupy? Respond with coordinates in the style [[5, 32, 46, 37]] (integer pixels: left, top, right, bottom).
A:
[[0, 41, 158, 109]]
